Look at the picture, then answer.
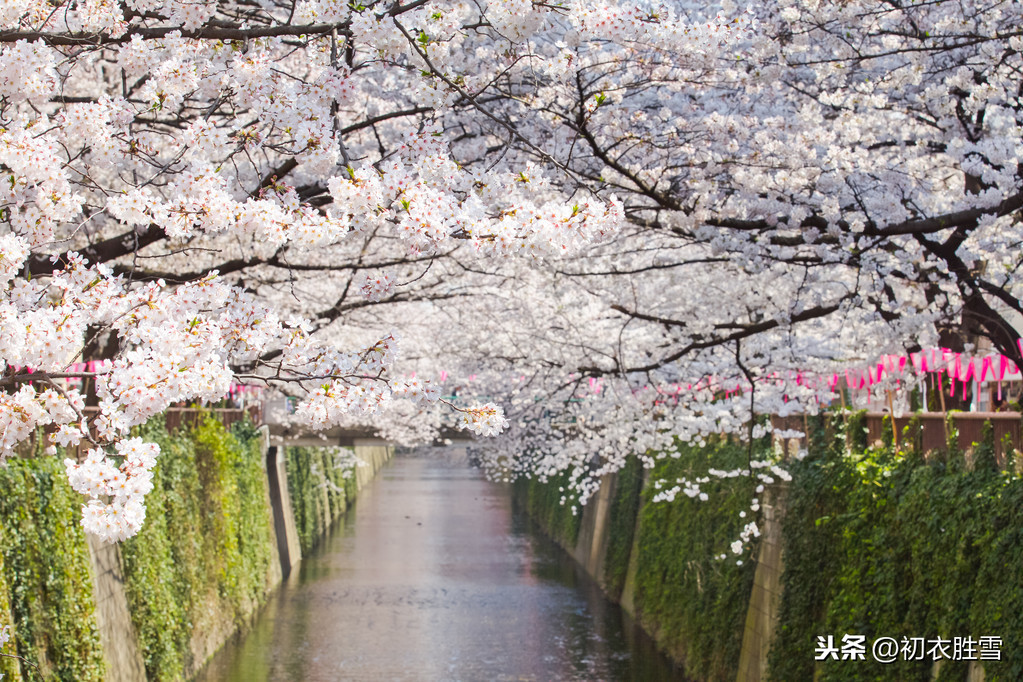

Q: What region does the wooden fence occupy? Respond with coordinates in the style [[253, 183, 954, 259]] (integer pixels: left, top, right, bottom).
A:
[[868, 411, 1020, 458]]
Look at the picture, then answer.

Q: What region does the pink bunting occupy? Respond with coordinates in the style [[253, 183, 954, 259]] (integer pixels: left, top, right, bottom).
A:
[[980, 357, 995, 383]]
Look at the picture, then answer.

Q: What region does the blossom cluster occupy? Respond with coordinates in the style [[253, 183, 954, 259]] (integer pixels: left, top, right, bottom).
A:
[[64, 439, 160, 543], [0, 246, 501, 541], [389, 376, 442, 404], [457, 403, 510, 437], [359, 273, 396, 302]]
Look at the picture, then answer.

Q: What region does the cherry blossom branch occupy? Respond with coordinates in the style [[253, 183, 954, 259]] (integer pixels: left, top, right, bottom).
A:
[[0, 370, 108, 388], [0, 651, 40, 674], [706, 190, 1023, 238], [582, 300, 847, 376], [734, 338, 757, 470], [0, 22, 349, 46]]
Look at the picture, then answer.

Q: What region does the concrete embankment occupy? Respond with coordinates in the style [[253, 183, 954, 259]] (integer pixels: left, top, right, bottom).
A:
[[517, 447, 803, 682], [0, 413, 392, 682], [518, 414, 1017, 682]]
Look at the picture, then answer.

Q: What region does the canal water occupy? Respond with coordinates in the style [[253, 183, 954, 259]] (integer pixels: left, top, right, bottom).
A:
[[196, 450, 684, 681]]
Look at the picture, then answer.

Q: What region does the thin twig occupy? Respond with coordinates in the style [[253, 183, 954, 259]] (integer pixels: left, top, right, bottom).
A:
[[1, 650, 42, 673]]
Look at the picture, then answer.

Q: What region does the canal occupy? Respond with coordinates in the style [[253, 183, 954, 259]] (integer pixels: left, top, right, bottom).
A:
[[196, 450, 684, 681]]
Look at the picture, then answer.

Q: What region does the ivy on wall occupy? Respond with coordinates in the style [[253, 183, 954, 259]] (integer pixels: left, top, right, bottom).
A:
[[515, 438, 762, 682], [285, 446, 357, 554], [119, 424, 190, 681], [631, 437, 762, 682], [770, 413, 1023, 682], [120, 415, 278, 681], [0, 454, 106, 681], [515, 468, 584, 549], [514, 413, 1023, 682], [0, 550, 20, 681], [0, 416, 368, 682], [0, 412, 277, 682], [602, 455, 644, 600]]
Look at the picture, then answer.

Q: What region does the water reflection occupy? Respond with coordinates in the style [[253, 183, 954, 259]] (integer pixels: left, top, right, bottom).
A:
[[196, 452, 685, 681]]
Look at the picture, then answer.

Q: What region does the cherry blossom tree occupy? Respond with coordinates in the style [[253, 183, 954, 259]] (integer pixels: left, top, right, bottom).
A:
[[562, 0, 1023, 367], [0, 0, 756, 541], [3, 0, 1021, 545], [395, 0, 1023, 511]]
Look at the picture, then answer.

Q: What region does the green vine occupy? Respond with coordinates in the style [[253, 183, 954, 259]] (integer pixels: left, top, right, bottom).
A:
[[770, 413, 1023, 681], [0, 414, 360, 682], [515, 468, 583, 548], [0, 550, 21, 681], [285, 446, 357, 553], [603, 455, 644, 600], [0, 455, 105, 681], [632, 436, 763, 682], [515, 437, 766, 681], [120, 414, 277, 680]]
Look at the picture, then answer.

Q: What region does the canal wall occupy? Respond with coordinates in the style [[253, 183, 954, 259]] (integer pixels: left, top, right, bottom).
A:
[[0, 413, 392, 682], [518, 439, 759, 682], [276, 438, 393, 564], [519, 412, 1023, 682]]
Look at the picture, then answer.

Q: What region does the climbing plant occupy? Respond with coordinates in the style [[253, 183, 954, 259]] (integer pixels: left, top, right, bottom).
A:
[[602, 455, 644, 600], [285, 446, 359, 553], [120, 414, 277, 681], [770, 413, 1023, 681], [516, 468, 584, 549], [0, 551, 20, 681], [0, 454, 105, 682], [632, 436, 764, 682]]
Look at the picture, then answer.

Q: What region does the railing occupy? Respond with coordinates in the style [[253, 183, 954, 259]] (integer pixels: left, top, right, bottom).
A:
[[866, 411, 1021, 460], [161, 405, 262, 431], [773, 411, 1023, 464]]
